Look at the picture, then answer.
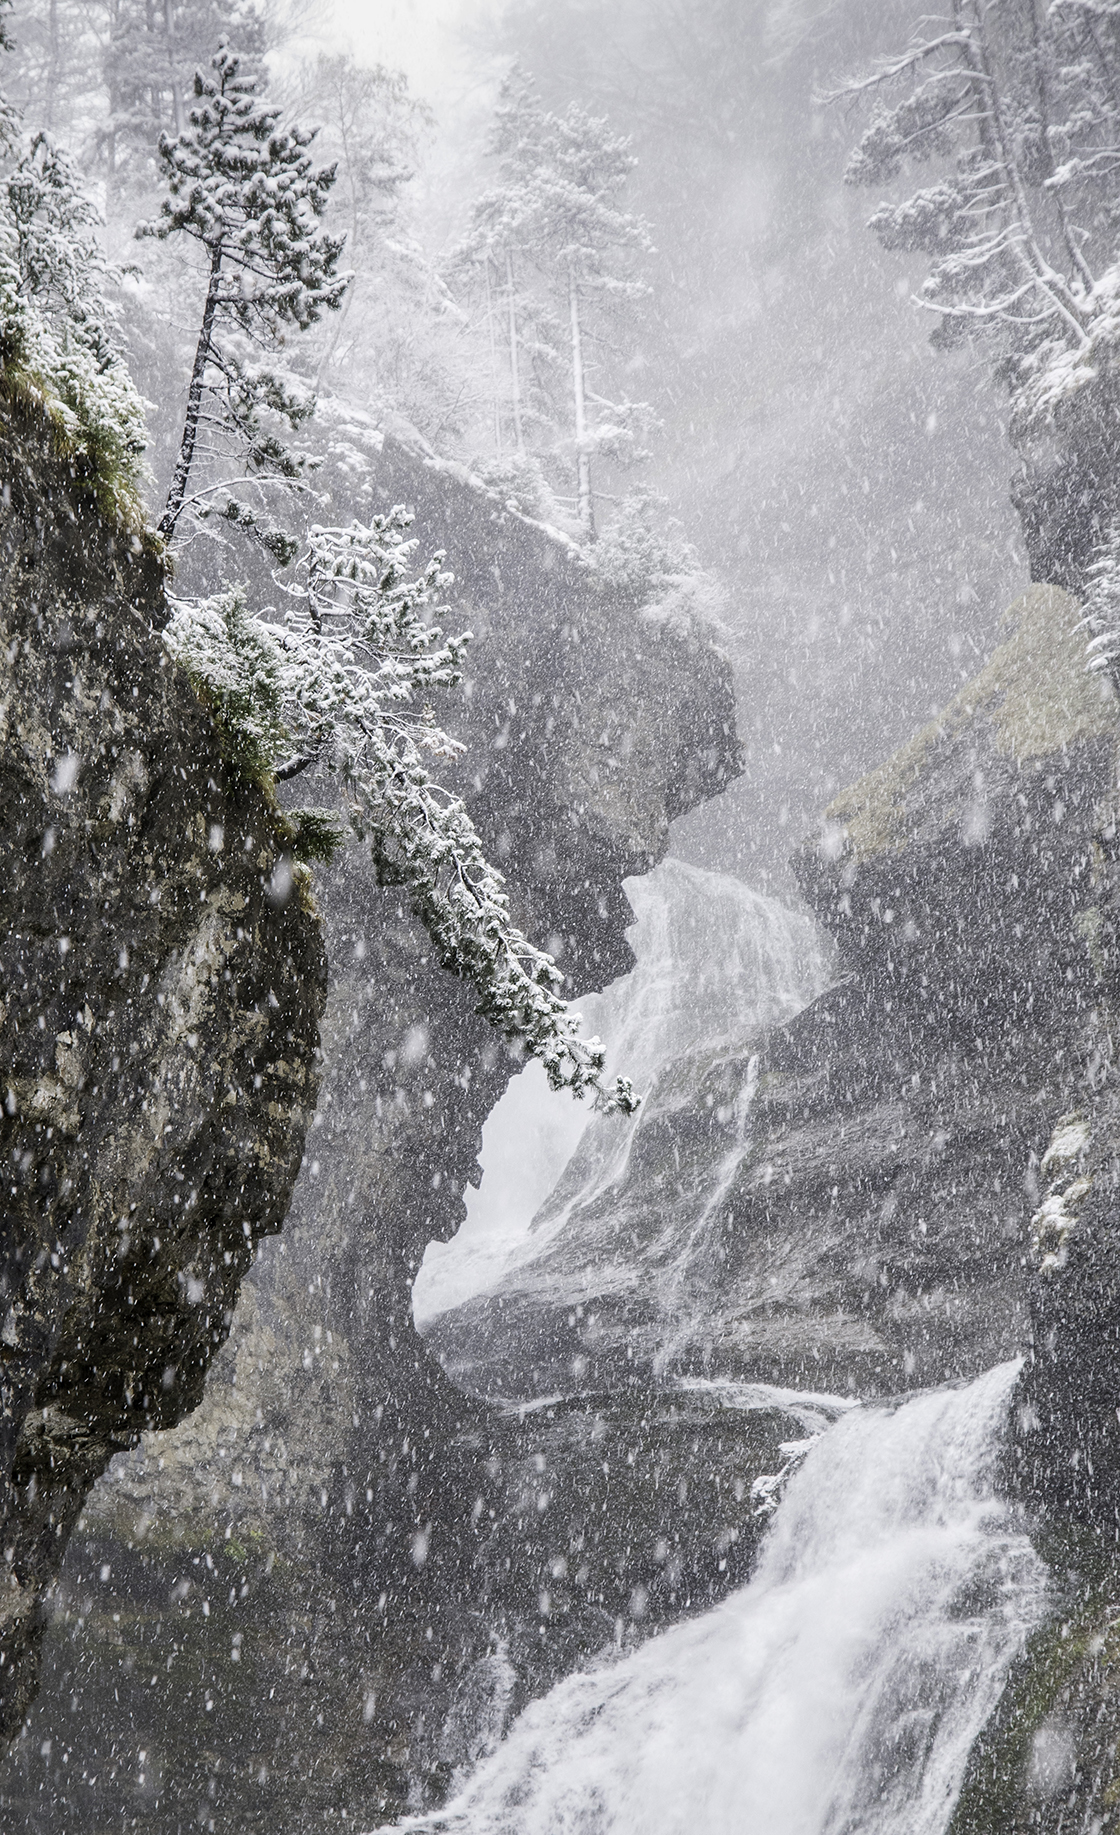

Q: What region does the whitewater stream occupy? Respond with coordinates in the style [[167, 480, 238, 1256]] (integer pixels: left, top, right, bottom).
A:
[[413, 856, 830, 1326], [378, 1360, 1045, 1835], [401, 868, 1046, 1834]]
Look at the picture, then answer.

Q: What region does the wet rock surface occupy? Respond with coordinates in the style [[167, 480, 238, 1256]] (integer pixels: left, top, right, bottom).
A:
[[0, 426, 743, 1828], [948, 1520, 1120, 1835], [10, 414, 1120, 1831], [0, 398, 326, 1744], [435, 585, 1117, 1404]]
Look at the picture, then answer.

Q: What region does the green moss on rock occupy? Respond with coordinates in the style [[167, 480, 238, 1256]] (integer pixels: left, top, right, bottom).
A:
[[827, 585, 1115, 862]]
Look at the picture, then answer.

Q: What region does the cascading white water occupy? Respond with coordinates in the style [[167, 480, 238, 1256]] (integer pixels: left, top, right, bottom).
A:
[[413, 857, 829, 1323], [377, 1361, 1046, 1835]]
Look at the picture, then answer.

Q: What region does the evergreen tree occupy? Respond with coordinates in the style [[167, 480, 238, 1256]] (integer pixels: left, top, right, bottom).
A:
[[842, 3, 1120, 652], [104, 0, 267, 186], [277, 50, 459, 427], [451, 70, 555, 460], [455, 71, 652, 533], [0, 23, 147, 516], [840, 1, 1101, 352], [165, 512, 637, 1112], [138, 40, 348, 547], [0, 0, 267, 190]]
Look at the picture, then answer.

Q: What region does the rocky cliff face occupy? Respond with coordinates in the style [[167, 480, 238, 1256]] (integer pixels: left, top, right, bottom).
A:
[[434, 585, 1114, 1405], [7, 407, 1120, 1832], [0, 398, 326, 1745], [0, 428, 742, 1830], [423, 576, 1120, 1835]]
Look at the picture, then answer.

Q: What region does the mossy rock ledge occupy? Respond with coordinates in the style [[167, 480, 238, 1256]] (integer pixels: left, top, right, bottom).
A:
[[793, 583, 1118, 1036]]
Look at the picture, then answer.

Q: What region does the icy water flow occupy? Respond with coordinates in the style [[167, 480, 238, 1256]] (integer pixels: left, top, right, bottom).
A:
[[414, 857, 829, 1322], [378, 1361, 1046, 1835]]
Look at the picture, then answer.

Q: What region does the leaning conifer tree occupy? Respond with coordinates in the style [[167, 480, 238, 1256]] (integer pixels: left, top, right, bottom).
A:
[[139, 40, 348, 549], [839, 1, 1120, 677], [164, 510, 638, 1113]]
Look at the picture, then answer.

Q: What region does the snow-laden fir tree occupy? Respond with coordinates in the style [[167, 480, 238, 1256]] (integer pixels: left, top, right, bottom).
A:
[[0, 0, 266, 189], [276, 51, 470, 441], [0, 18, 146, 518], [292, 55, 420, 399], [454, 69, 652, 534], [841, 0, 1120, 670], [840, 1, 1095, 351], [164, 510, 637, 1113], [105, 0, 267, 184], [139, 40, 348, 550], [450, 69, 558, 462]]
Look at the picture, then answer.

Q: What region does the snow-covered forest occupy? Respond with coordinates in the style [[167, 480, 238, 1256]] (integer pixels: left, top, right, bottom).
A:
[[4, 2, 1120, 1832]]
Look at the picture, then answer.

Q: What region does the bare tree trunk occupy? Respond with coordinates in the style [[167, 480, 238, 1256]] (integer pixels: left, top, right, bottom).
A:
[[159, 245, 223, 539], [163, 0, 184, 134], [1028, 0, 1094, 290], [485, 256, 503, 457], [569, 263, 594, 536], [505, 249, 524, 457], [44, 0, 60, 132]]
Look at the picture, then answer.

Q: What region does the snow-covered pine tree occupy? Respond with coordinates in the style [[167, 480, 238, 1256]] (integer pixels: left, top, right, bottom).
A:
[[840, 2, 1094, 352], [0, 1, 267, 191], [284, 54, 421, 393], [105, 1, 268, 185], [455, 70, 652, 534], [0, 21, 147, 518], [841, 1, 1120, 662], [0, 0, 90, 146], [275, 49, 468, 438], [138, 40, 348, 549], [164, 510, 637, 1113], [450, 69, 556, 461]]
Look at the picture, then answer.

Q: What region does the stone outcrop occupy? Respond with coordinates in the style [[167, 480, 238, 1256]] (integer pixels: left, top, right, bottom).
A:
[[0, 397, 326, 1743], [8, 469, 1120, 1831], [434, 585, 1116, 1404], [421, 576, 1120, 1835], [0, 426, 743, 1829]]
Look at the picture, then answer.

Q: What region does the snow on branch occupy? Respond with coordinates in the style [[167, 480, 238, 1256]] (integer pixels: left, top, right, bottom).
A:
[[0, 124, 147, 522], [165, 509, 638, 1114], [138, 41, 349, 546]]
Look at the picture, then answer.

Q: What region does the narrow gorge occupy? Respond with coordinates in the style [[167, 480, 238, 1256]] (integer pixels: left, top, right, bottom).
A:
[[7, 1, 1120, 1828], [8, 388, 1120, 1830]]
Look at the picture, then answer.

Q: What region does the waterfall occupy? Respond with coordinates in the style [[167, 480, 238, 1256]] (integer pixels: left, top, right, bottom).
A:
[[377, 1361, 1046, 1835], [413, 857, 830, 1325]]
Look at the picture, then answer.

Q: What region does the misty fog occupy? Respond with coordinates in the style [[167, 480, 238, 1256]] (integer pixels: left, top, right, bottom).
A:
[[0, 0, 1114, 1831]]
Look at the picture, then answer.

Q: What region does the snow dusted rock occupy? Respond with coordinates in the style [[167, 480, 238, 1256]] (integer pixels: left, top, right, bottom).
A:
[[795, 583, 1116, 1042], [2, 418, 744, 1829], [432, 584, 1120, 1406], [0, 396, 325, 1742]]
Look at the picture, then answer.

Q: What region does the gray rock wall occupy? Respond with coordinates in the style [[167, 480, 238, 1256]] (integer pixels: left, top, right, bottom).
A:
[[435, 586, 1117, 1403], [0, 421, 744, 1829], [0, 396, 326, 1742]]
